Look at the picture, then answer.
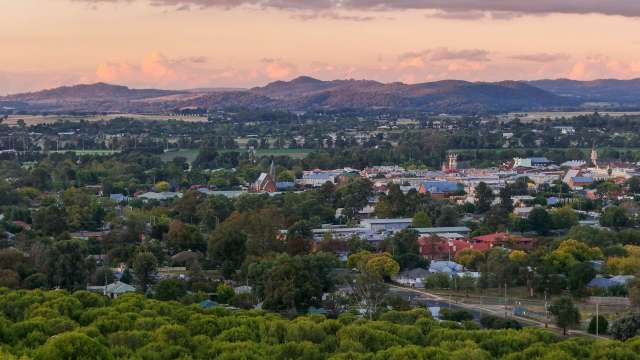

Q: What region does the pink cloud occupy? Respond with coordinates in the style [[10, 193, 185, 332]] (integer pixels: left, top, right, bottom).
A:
[[76, 0, 640, 18], [569, 56, 640, 80], [262, 58, 297, 79], [399, 48, 491, 67], [510, 53, 570, 63]]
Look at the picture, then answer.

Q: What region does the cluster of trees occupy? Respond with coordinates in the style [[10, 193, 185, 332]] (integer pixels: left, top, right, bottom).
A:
[[1, 289, 640, 359]]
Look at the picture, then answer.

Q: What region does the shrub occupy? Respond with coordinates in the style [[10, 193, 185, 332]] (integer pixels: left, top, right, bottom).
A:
[[588, 315, 608, 335]]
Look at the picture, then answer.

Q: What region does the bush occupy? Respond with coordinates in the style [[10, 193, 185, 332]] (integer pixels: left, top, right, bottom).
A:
[[216, 283, 235, 304], [480, 314, 522, 330], [610, 313, 640, 340], [153, 279, 187, 301], [439, 308, 473, 322], [424, 273, 450, 289], [588, 315, 608, 335]]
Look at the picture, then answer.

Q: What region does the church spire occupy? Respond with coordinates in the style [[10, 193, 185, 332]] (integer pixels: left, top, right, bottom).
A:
[[269, 160, 276, 182]]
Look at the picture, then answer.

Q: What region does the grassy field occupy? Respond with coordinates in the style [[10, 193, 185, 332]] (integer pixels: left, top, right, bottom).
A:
[[253, 148, 313, 159], [160, 148, 313, 163], [500, 111, 640, 122], [160, 149, 200, 163], [4, 113, 208, 126], [46, 149, 121, 156]]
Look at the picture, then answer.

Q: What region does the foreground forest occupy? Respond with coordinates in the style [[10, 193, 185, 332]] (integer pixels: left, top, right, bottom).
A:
[[0, 289, 639, 360]]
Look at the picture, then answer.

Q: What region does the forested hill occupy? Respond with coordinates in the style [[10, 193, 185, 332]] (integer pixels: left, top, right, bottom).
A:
[[0, 289, 638, 359], [7, 77, 640, 114], [1, 77, 575, 114]]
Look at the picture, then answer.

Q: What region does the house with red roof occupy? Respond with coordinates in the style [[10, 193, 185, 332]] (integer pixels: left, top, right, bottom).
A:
[[471, 232, 535, 251], [418, 236, 486, 260]]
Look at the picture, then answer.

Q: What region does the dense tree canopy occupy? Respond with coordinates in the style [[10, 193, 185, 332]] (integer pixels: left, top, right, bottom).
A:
[[0, 290, 636, 359]]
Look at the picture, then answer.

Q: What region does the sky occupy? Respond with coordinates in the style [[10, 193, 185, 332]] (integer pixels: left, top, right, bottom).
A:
[[1, 0, 640, 94]]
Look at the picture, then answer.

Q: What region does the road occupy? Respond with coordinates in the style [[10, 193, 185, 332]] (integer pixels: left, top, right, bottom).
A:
[[390, 285, 608, 339]]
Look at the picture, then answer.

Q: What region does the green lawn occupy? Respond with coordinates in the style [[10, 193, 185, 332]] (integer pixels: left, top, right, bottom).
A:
[[254, 148, 313, 159], [48, 149, 121, 156], [160, 149, 200, 164], [160, 148, 313, 163]]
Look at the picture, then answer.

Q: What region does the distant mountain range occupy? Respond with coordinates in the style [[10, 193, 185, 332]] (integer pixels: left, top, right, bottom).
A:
[[3, 76, 640, 114], [528, 78, 640, 105]]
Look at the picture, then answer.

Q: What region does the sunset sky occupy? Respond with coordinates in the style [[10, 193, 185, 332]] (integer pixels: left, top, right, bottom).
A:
[[1, 0, 640, 94]]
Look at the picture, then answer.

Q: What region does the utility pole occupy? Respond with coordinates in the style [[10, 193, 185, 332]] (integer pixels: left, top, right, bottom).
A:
[[596, 303, 600, 337], [544, 289, 549, 328], [504, 281, 508, 318]]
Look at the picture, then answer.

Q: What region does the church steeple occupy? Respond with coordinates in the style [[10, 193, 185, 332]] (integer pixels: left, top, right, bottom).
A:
[[591, 145, 598, 169], [269, 160, 276, 182]]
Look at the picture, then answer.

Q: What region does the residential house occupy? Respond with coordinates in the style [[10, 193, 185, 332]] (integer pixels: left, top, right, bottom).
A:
[[138, 192, 182, 201], [568, 176, 594, 190], [513, 157, 553, 169], [587, 275, 635, 289], [297, 171, 340, 187], [394, 268, 430, 288], [414, 226, 471, 237], [360, 218, 413, 233], [471, 232, 535, 251], [428, 261, 464, 275], [109, 193, 130, 203], [418, 181, 460, 199], [513, 206, 535, 218], [87, 281, 135, 299]]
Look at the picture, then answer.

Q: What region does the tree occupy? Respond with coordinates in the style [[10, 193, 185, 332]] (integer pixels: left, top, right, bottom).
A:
[[385, 183, 406, 217], [440, 308, 473, 322], [132, 251, 158, 293], [455, 248, 484, 271], [499, 187, 514, 213], [154, 278, 187, 301], [164, 220, 206, 253], [626, 176, 640, 194], [216, 282, 235, 304], [610, 313, 640, 340], [349, 252, 400, 319], [352, 272, 389, 320], [567, 262, 596, 296], [412, 211, 432, 228], [545, 239, 603, 273], [33, 205, 68, 236], [285, 220, 313, 255], [627, 279, 640, 312], [588, 315, 608, 335], [375, 199, 393, 218], [552, 206, 579, 230], [154, 181, 171, 192], [346, 235, 374, 254], [528, 207, 552, 235], [94, 266, 115, 286], [337, 179, 373, 219], [35, 332, 112, 360], [0, 269, 19, 289], [382, 229, 428, 270], [246, 252, 337, 312], [47, 239, 90, 290], [435, 206, 459, 227], [600, 206, 630, 230], [208, 221, 247, 278], [549, 296, 580, 335], [475, 182, 493, 214]]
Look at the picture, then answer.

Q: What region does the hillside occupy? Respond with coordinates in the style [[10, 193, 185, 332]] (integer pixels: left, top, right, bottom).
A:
[[175, 76, 575, 113], [4, 83, 185, 102], [529, 78, 640, 105], [13, 76, 640, 114]]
